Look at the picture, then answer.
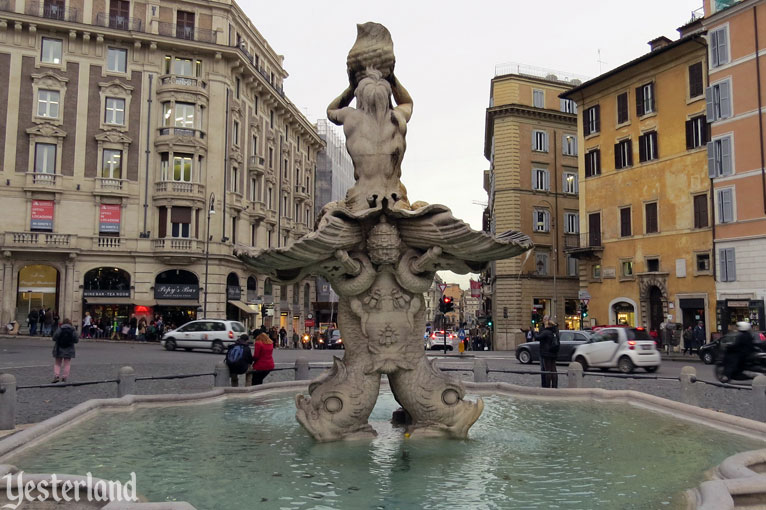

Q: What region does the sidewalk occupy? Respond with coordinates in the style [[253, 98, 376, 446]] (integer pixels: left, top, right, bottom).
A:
[[662, 352, 704, 363]]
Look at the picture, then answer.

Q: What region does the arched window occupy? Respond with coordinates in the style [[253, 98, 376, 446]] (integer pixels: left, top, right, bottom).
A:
[[84, 267, 130, 293], [263, 278, 273, 298], [155, 269, 198, 285], [226, 272, 240, 300], [247, 276, 257, 302]]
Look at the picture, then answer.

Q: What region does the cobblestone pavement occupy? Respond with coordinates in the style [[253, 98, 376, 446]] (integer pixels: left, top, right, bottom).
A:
[[0, 336, 758, 425]]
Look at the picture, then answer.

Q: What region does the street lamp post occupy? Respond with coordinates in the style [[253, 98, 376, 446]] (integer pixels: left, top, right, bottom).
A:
[[203, 192, 215, 318]]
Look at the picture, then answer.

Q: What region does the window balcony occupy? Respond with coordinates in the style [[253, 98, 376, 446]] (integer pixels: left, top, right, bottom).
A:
[[249, 200, 266, 220], [248, 155, 266, 174], [280, 217, 294, 231], [157, 74, 208, 98], [294, 223, 310, 237], [294, 184, 310, 202], [158, 22, 217, 44], [89, 236, 138, 251], [153, 181, 205, 203], [95, 12, 143, 32], [94, 177, 130, 196], [157, 127, 206, 140], [563, 231, 603, 260], [6, 231, 72, 248], [25, 0, 80, 23], [265, 209, 277, 224], [24, 172, 62, 191], [152, 238, 204, 252]]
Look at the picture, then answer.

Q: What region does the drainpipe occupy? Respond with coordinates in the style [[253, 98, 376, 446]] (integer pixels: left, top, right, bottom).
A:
[[222, 88, 229, 241], [277, 133, 283, 247], [553, 128, 560, 323], [754, 7, 766, 214], [141, 74, 153, 237]]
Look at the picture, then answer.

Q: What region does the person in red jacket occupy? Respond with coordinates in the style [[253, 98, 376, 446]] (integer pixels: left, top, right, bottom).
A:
[[251, 332, 275, 385]]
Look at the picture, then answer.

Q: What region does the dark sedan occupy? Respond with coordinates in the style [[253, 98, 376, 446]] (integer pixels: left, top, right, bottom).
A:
[[515, 330, 593, 364], [698, 331, 766, 364]]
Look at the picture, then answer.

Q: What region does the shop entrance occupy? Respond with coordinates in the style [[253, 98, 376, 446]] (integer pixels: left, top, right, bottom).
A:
[[679, 298, 706, 330], [649, 286, 664, 332], [612, 301, 636, 327], [16, 264, 59, 330]]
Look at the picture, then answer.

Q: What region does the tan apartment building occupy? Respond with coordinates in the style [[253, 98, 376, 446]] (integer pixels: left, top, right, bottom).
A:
[[701, 0, 766, 333], [483, 63, 584, 350], [0, 0, 323, 334], [561, 30, 716, 337]]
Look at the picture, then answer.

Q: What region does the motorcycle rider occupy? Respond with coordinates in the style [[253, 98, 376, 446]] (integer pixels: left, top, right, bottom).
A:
[[720, 321, 756, 383]]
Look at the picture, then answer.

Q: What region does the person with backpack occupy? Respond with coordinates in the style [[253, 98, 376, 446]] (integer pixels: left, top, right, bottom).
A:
[[537, 316, 560, 389], [224, 334, 253, 387], [251, 332, 275, 385], [28, 308, 38, 336], [51, 318, 79, 383]]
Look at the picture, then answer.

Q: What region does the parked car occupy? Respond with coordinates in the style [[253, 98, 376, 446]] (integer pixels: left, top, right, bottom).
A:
[[515, 330, 593, 364], [572, 326, 661, 373], [426, 330, 460, 351], [161, 320, 246, 354]]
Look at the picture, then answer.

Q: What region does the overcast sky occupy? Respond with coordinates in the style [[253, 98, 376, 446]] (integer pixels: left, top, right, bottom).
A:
[[241, 0, 703, 288]]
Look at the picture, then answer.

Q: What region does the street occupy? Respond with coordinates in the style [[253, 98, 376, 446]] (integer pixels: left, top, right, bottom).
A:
[[0, 336, 754, 425]]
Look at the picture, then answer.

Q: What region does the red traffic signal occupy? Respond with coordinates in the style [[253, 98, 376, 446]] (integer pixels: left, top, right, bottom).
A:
[[443, 296, 452, 304]]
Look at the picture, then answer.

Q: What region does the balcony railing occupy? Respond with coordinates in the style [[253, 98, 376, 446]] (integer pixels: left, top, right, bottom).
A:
[[154, 181, 205, 195], [25, 172, 59, 188], [7, 232, 72, 247], [157, 127, 206, 139], [95, 177, 126, 192], [248, 155, 265, 171], [158, 74, 207, 90], [564, 232, 603, 250], [95, 12, 143, 32], [152, 238, 203, 252], [158, 22, 217, 44], [26, 1, 80, 22]]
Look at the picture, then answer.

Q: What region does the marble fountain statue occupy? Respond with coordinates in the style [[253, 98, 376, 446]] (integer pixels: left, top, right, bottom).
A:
[[238, 22, 532, 442]]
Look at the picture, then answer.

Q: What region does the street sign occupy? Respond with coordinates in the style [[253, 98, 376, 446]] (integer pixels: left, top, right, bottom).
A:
[[458, 329, 466, 340], [438, 283, 447, 293], [307, 313, 313, 319], [305, 319, 315, 327], [580, 299, 590, 305], [578, 289, 592, 300]]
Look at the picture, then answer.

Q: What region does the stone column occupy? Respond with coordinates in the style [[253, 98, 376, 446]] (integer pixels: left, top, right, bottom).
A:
[[1, 253, 14, 326], [753, 375, 766, 422], [63, 255, 76, 324], [117, 366, 136, 397], [0, 373, 16, 430], [680, 366, 698, 407]]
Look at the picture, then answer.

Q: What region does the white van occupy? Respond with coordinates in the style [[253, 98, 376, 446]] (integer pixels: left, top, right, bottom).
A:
[[161, 319, 246, 353]]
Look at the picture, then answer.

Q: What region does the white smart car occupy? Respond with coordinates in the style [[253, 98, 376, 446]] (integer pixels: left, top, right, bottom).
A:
[[161, 319, 246, 354], [571, 326, 661, 373]]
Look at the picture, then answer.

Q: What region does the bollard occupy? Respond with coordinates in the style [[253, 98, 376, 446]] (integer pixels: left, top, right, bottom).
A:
[[753, 375, 766, 422], [0, 374, 16, 430], [680, 366, 698, 407], [473, 359, 488, 382], [117, 366, 136, 397], [567, 362, 584, 388], [214, 361, 230, 387], [294, 357, 310, 381]]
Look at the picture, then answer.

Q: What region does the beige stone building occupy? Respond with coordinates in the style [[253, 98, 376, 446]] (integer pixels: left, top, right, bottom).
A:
[[0, 0, 323, 335], [483, 63, 586, 350]]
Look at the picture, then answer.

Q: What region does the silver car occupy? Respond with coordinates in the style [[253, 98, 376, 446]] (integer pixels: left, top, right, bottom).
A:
[[161, 319, 246, 354]]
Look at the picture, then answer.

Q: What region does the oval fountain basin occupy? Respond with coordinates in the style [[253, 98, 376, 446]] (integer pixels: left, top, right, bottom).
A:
[[9, 390, 764, 510]]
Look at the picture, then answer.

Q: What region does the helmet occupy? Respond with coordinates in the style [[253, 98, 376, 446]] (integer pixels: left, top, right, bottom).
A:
[[736, 321, 752, 332]]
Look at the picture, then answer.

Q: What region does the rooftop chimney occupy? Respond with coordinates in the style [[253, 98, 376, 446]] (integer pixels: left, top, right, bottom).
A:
[[648, 36, 673, 51]]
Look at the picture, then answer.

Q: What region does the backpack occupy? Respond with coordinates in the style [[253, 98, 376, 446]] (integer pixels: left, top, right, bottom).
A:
[[226, 344, 249, 374], [57, 328, 75, 348], [551, 331, 560, 353]]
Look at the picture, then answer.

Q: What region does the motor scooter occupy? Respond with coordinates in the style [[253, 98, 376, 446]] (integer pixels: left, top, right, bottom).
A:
[[714, 333, 766, 382]]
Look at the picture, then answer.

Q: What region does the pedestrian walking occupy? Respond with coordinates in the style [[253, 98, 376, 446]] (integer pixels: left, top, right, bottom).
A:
[[128, 314, 138, 340], [279, 327, 287, 348], [82, 312, 93, 338], [43, 307, 53, 336], [38, 307, 46, 336], [51, 318, 78, 383], [292, 330, 299, 349], [693, 321, 706, 353], [537, 316, 560, 389], [27, 308, 38, 336], [269, 326, 278, 346], [251, 332, 275, 385], [683, 326, 694, 355]]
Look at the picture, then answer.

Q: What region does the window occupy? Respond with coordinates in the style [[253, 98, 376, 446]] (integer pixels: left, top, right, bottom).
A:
[[249, 177, 258, 202], [235, 77, 241, 99], [719, 247, 736, 282], [716, 188, 734, 223], [532, 130, 549, 152], [689, 62, 704, 98], [563, 172, 578, 194], [560, 98, 577, 114], [233, 120, 239, 146], [176, 10, 196, 40], [584, 105, 600, 135], [638, 131, 658, 162], [585, 149, 601, 177], [231, 216, 237, 244], [170, 207, 192, 238], [174, 102, 195, 128], [533, 89, 544, 108], [41, 38, 62, 64], [645, 202, 658, 234], [694, 194, 709, 228], [562, 135, 577, 156], [102, 149, 122, 179], [710, 26, 729, 68], [535, 252, 549, 276], [171, 222, 190, 238], [617, 92, 629, 124], [533, 209, 550, 232], [34, 143, 56, 173], [37, 90, 60, 118], [267, 186, 273, 209], [251, 135, 258, 156], [588, 212, 601, 246], [161, 153, 193, 182], [707, 136, 733, 177], [647, 258, 660, 272], [636, 83, 655, 116], [706, 80, 731, 121], [270, 109, 274, 129], [622, 260, 634, 277], [614, 139, 632, 169], [107, 47, 127, 73], [566, 256, 578, 277], [268, 147, 273, 169], [105, 97, 125, 125], [696, 253, 711, 272], [231, 166, 239, 193], [533, 168, 549, 191], [564, 212, 579, 234], [620, 207, 632, 237], [592, 264, 602, 279], [686, 115, 708, 149], [165, 56, 200, 77]]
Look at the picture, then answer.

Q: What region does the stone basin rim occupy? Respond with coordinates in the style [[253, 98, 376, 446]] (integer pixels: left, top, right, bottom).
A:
[[2, 379, 766, 510]]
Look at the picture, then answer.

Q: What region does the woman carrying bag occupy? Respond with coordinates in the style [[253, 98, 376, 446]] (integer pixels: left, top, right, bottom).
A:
[[251, 332, 275, 385]]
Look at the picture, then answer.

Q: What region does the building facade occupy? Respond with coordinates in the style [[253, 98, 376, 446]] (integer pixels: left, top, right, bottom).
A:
[[483, 64, 584, 350], [0, 0, 323, 335], [561, 32, 716, 337], [702, 0, 766, 333]]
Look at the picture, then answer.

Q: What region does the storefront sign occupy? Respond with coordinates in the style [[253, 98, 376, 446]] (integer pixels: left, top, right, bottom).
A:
[[154, 283, 199, 300], [305, 319, 315, 327], [83, 289, 130, 298], [31, 200, 54, 230], [728, 301, 749, 308], [602, 267, 616, 279], [99, 204, 121, 233], [227, 285, 241, 300], [18, 264, 58, 293]]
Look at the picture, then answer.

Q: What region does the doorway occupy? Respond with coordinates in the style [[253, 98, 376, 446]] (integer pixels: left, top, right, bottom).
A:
[[649, 286, 664, 332]]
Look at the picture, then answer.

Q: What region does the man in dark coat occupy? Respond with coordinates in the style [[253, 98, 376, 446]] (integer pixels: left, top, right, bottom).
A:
[[28, 308, 38, 336], [693, 321, 706, 353], [537, 316, 560, 388], [51, 318, 79, 383]]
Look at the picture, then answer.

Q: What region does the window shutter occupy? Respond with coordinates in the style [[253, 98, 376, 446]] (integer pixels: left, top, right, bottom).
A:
[[722, 189, 733, 222], [545, 211, 550, 231], [653, 132, 659, 159], [595, 149, 601, 174], [721, 137, 732, 175], [614, 142, 620, 169], [573, 136, 578, 155], [544, 132, 549, 152], [650, 83, 656, 112], [560, 98, 566, 112], [627, 139, 633, 166], [532, 131, 536, 150], [533, 210, 538, 230], [711, 30, 720, 67], [545, 170, 550, 191], [705, 87, 714, 120], [685, 120, 693, 150], [594, 105, 600, 132], [727, 248, 736, 281], [583, 111, 590, 136], [562, 135, 567, 155], [718, 28, 729, 66], [635, 86, 644, 116], [639, 135, 647, 162], [707, 142, 717, 177], [719, 81, 731, 119], [158, 207, 167, 238]]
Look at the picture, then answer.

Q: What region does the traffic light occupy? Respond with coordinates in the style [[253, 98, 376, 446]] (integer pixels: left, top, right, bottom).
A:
[[443, 296, 454, 314], [581, 303, 589, 318], [486, 317, 493, 329], [531, 310, 539, 326]]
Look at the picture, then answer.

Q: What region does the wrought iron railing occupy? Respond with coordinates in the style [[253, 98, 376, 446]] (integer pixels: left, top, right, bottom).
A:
[[26, 1, 80, 22], [95, 12, 143, 32], [157, 22, 217, 44]]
